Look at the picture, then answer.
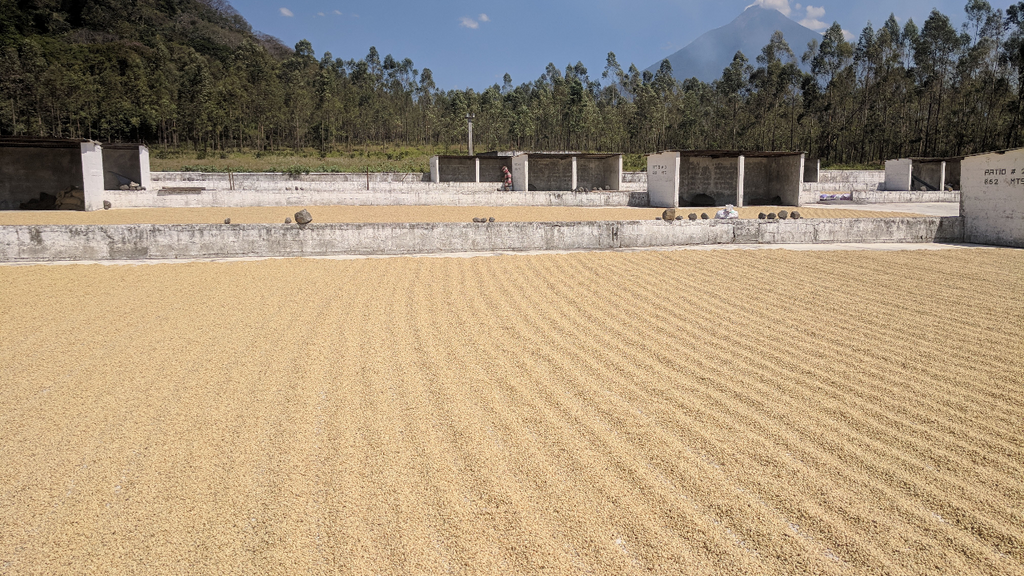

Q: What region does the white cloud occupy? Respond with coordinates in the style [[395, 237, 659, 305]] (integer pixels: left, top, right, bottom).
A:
[[798, 4, 828, 31], [279, 7, 293, 17], [842, 29, 855, 40], [795, 3, 802, 10], [799, 17, 827, 30], [333, 9, 341, 15], [747, 0, 791, 17], [805, 5, 825, 19], [317, 11, 324, 16], [459, 16, 479, 29], [479, 13, 490, 22]]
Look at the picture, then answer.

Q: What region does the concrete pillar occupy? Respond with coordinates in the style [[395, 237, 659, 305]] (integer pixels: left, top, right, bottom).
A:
[[939, 161, 946, 192], [511, 154, 528, 191], [571, 156, 577, 191], [797, 153, 806, 206], [475, 157, 480, 183], [138, 145, 152, 190], [81, 141, 104, 211], [646, 151, 680, 208], [736, 155, 745, 207], [429, 156, 440, 183]]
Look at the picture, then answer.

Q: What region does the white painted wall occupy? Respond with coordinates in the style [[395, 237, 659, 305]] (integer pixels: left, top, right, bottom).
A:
[[647, 152, 680, 208], [884, 159, 913, 191], [81, 142, 105, 211], [961, 148, 1024, 247], [138, 145, 152, 190], [429, 156, 440, 183], [511, 154, 528, 191]]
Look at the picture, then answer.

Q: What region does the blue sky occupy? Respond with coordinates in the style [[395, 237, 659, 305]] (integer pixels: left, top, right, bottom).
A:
[[228, 0, 1011, 90]]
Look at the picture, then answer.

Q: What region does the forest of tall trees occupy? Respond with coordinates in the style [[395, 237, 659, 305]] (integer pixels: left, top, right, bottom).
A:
[[2, 0, 1024, 166]]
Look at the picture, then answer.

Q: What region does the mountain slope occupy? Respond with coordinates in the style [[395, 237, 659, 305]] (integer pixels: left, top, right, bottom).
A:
[[647, 6, 821, 83]]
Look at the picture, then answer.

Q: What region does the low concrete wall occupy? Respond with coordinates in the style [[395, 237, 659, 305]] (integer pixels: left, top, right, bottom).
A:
[[0, 217, 964, 262], [853, 190, 960, 203], [105, 187, 649, 208], [621, 171, 646, 192], [152, 171, 431, 191]]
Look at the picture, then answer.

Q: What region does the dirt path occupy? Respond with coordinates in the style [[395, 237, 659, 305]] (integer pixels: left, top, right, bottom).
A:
[[0, 249, 1020, 575], [0, 205, 930, 226]]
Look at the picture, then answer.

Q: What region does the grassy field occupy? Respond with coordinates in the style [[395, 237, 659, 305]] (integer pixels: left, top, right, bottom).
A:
[[0, 248, 1021, 575], [0, 205, 930, 226]]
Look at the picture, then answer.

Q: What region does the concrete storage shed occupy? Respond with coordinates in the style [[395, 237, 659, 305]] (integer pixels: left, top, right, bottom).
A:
[[429, 154, 512, 184], [884, 157, 963, 191], [102, 143, 151, 191], [511, 152, 623, 192], [647, 150, 805, 208], [431, 152, 623, 191], [0, 137, 105, 211], [960, 148, 1024, 247]]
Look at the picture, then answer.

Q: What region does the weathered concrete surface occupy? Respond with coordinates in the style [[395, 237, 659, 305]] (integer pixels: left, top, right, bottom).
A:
[[853, 190, 960, 203], [885, 159, 913, 191], [961, 149, 1024, 248], [0, 217, 963, 262], [646, 153, 679, 208], [679, 156, 738, 206], [621, 171, 647, 191], [105, 187, 649, 208], [801, 171, 885, 203], [153, 171, 431, 191], [813, 202, 960, 217]]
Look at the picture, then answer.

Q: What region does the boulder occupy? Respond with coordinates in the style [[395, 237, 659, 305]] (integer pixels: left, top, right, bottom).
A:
[[224, 218, 231, 224], [700, 213, 709, 220], [662, 208, 676, 221], [778, 210, 788, 220], [294, 209, 313, 225], [103, 200, 112, 210], [688, 213, 697, 220], [767, 212, 777, 220], [488, 217, 495, 222], [790, 211, 801, 219], [758, 212, 766, 219], [285, 217, 292, 224]]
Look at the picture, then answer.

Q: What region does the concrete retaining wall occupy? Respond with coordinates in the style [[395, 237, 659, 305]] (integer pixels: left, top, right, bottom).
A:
[[853, 190, 960, 203], [152, 171, 431, 191], [804, 170, 885, 193], [0, 217, 964, 262], [106, 187, 649, 208], [621, 171, 646, 192]]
